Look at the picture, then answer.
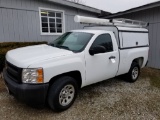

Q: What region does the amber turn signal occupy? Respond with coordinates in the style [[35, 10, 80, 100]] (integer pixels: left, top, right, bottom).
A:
[[37, 68, 44, 83]]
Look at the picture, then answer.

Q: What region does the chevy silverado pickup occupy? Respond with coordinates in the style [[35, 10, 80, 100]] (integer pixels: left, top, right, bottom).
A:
[[3, 16, 149, 111]]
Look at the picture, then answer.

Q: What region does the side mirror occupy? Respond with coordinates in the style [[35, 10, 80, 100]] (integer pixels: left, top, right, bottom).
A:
[[89, 46, 106, 56]]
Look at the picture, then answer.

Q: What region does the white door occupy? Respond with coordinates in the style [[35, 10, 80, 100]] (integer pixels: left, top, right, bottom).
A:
[[85, 33, 119, 86]]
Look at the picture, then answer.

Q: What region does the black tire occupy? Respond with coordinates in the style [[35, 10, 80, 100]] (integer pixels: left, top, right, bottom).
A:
[[125, 62, 140, 83], [47, 76, 78, 112]]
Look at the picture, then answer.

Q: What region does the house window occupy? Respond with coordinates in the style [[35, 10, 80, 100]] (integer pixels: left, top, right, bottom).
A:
[[40, 8, 64, 35]]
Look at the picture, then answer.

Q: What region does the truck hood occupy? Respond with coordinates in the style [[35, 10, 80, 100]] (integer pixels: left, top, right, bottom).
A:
[[6, 44, 73, 68]]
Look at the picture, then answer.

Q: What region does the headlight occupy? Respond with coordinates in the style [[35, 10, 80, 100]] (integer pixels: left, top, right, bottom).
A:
[[22, 68, 44, 84]]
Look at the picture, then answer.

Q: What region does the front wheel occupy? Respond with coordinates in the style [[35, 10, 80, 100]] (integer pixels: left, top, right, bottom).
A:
[[47, 76, 78, 112], [126, 62, 140, 83]]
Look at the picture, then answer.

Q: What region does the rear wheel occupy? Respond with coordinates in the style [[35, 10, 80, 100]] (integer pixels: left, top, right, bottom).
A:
[[47, 76, 78, 112], [126, 62, 140, 82]]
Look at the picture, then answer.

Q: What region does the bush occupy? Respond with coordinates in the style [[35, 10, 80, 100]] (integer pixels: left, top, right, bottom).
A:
[[0, 42, 47, 72]]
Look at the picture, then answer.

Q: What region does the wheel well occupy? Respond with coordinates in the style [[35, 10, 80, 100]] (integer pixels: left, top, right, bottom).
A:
[[49, 71, 82, 89], [133, 57, 144, 68]]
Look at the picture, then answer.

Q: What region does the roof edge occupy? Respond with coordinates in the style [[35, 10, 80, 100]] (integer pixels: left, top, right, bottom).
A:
[[102, 1, 160, 18], [47, 0, 102, 14]]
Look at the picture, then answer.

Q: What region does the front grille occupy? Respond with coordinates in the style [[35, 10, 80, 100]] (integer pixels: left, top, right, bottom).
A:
[[6, 61, 22, 83]]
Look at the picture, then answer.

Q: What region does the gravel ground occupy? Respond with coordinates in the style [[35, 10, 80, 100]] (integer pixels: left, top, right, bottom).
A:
[[0, 68, 160, 120]]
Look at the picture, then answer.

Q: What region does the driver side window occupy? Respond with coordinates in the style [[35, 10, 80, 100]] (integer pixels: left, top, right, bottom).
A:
[[91, 34, 113, 52]]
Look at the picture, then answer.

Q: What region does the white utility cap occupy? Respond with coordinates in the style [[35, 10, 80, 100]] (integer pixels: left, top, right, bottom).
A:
[[74, 15, 113, 25]]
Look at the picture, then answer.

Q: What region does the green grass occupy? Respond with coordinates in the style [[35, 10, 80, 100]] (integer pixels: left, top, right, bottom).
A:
[[141, 67, 160, 88]]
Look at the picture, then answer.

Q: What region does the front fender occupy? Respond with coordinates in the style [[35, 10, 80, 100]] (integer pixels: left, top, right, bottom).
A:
[[28, 53, 86, 87]]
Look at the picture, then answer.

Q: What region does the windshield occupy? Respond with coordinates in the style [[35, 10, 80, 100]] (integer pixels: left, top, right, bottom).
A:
[[49, 32, 94, 52]]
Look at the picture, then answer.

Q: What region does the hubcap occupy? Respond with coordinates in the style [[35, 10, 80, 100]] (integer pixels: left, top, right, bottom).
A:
[[132, 67, 139, 80], [59, 85, 75, 106]]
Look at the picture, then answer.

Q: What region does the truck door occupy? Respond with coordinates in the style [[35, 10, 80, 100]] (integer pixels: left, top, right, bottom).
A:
[[85, 33, 119, 86]]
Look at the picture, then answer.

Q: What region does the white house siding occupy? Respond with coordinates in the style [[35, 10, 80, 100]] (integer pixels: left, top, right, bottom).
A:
[[0, 0, 98, 42]]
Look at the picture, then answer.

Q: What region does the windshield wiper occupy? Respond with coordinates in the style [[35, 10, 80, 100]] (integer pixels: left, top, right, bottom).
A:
[[57, 45, 70, 51], [49, 44, 72, 51]]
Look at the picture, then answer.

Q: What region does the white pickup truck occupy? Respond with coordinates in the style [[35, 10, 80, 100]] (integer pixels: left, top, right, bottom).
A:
[[3, 16, 149, 111]]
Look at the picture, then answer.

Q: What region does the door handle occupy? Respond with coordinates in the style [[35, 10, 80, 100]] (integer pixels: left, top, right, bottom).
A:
[[109, 56, 116, 59]]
